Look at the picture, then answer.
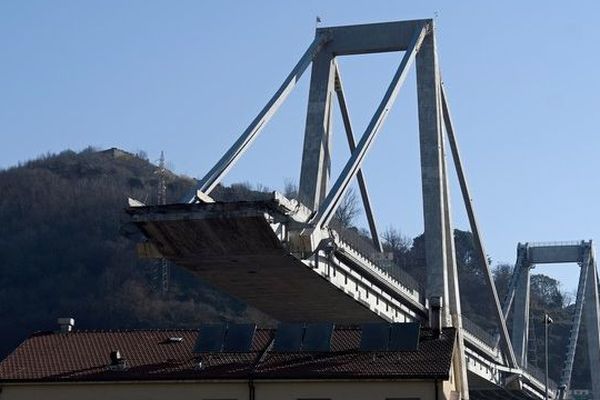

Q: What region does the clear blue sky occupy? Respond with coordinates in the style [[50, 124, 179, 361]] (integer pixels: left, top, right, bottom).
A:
[[1, 1, 598, 294]]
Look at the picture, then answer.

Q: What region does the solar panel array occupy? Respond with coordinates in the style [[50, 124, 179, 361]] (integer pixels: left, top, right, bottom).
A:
[[193, 323, 257, 353], [223, 323, 256, 352], [194, 324, 227, 352], [273, 323, 304, 351], [360, 322, 390, 351], [389, 322, 420, 351], [193, 322, 420, 353], [303, 323, 334, 352], [273, 322, 334, 352], [360, 322, 421, 351]]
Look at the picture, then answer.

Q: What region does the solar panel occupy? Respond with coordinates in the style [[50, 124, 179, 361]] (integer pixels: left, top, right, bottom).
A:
[[359, 323, 390, 351], [273, 323, 304, 352], [389, 322, 421, 351], [302, 323, 334, 352], [193, 324, 227, 352], [223, 323, 256, 352]]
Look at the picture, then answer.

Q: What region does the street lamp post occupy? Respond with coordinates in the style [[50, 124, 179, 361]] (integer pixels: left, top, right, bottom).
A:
[[545, 313, 554, 400]]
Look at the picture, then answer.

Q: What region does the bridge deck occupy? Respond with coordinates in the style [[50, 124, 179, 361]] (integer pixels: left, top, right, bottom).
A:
[[128, 202, 380, 323]]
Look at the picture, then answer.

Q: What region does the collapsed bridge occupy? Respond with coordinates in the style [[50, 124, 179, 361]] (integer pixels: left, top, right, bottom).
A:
[[128, 19, 600, 400]]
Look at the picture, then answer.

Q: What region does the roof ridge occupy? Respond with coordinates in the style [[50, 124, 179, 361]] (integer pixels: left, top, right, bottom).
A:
[[29, 326, 453, 335], [60, 328, 202, 333]]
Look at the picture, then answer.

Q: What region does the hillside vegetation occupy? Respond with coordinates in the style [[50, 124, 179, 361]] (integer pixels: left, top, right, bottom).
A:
[[0, 148, 266, 359]]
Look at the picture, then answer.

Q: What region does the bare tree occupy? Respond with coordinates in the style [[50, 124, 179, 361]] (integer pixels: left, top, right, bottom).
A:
[[334, 188, 360, 228], [382, 226, 411, 253], [283, 179, 298, 200]]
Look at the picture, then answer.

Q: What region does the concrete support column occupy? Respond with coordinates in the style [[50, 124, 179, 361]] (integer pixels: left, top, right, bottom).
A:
[[583, 257, 600, 398], [441, 126, 469, 398], [416, 28, 450, 324], [298, 50, 336, 211], [511, 263, 531, 368]]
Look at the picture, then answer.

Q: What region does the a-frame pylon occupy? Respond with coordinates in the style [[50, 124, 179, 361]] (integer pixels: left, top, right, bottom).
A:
[[183, 19, 534, 398]]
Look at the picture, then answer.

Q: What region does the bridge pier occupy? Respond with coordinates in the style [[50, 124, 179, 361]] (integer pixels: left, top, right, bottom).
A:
[[511, 262, 531, 368], [583, 249, 600, 398], [416, 26, 451, 327], [298, 49, 336, 210]]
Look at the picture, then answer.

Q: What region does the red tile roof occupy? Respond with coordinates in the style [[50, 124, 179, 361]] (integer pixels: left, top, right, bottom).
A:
[[0, 326, 455, 383]]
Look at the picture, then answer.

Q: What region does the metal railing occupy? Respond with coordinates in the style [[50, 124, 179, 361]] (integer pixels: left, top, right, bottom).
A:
[[462, 317, 558, 391], [329, 221, 422, 293], [525, 364, 558, 391], [527, 240, 585, 248], [462, 316, 497, 349]]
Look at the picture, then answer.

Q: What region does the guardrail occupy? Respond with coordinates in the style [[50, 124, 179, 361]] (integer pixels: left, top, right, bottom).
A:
[[329, 221, 422, 293], [527, 240, 585, 248], [525, 364, 558, 391], [462, 316, 497, 349], [462, 317, 558, 393]]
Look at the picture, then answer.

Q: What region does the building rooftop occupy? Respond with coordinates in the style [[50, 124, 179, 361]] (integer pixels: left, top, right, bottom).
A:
[[0, 325, 455, 383]]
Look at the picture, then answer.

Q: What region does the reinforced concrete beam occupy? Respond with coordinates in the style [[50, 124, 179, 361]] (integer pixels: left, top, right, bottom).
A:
[[440, 121, 470, 398], [583, 251, 600, 398], [501, 245, 529, 320], [298, 50, 336, 210], [333, 62, 383, 252], [511, 263, 531, 368], [441, 84, 518, 369], [416, 26, 450, 323], [191, 34, 329, 199], [527, 244, 583, 264], [318, 19, 431, 55], [559, 251, 589, 394]]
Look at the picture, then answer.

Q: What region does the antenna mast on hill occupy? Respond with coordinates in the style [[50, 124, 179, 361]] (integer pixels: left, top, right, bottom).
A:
[[156, 151, 169, 294]]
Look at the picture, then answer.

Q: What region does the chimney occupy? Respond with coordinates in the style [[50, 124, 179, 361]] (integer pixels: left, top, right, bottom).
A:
[[429, 296, 443, 338], [57, 317, 75, 333], [109, 350, 128, 370]]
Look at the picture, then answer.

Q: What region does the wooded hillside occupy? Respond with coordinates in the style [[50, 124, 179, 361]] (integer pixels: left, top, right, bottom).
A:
[[0, 148, 266, 359]]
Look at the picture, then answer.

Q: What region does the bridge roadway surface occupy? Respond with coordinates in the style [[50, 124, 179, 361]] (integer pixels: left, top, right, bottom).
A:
[[128, 197, 555, 399]]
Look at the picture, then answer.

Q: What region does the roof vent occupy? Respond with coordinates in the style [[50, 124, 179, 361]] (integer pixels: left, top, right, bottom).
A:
[[57, 317, 75, 333], [168, 336, 183, 343], [195, 355, 208, 370], [108, 350, 128, 370]]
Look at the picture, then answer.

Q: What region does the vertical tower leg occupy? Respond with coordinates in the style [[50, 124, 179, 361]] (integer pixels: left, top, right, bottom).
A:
[[559, 251, 589, 397], [298, 51, 336, 210], [583, 254, 600, 398], [511, 264, 531, 368], [416, 27, 450, 325]]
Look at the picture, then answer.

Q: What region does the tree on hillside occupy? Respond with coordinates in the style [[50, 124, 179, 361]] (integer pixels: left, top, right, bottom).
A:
[[382, 226, 412, 253], [334, 188, 360, 228]]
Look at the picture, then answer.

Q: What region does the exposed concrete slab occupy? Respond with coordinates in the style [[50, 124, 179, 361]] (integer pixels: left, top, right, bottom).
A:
[[129, 202, 383, 323]]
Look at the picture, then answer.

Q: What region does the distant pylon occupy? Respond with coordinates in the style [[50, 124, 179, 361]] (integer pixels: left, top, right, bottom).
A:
[[157, 151, 167, 205], [156, 151, 169, 294]]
